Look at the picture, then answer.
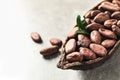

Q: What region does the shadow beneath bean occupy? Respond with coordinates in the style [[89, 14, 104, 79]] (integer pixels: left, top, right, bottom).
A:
[[77, 47, 120, 80], [43, 51, 61, 60]]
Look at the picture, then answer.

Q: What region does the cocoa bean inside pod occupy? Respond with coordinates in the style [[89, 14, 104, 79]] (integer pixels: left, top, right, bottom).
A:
[[101, 39, 116, 48], [99, 28, 117, 39], [93, 12, 110, 23], [49, 38, 62, 48], [117, 20, 120, 27], [79, 47, 96, 60], [65, 39, 76, 54], [40, 46, 59, 56], [84, 10, 92, 18], [90, 10, 101, 18], [90, 43, 107, 57], [90, 30, 102, 44], [112, 25, 120, 36], [77, 34, 91, 47], [112, 0, 120, 6], [98, 1, 120, 11], [104, 19, 117, 28], [86, 22, 104, 31], [66, 52, 83, 62], [111, 11, 120, 20], [67, 27, 79, 38]]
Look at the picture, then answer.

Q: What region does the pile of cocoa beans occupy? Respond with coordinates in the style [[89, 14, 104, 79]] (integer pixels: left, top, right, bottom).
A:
[[65, 0, 120, 62]]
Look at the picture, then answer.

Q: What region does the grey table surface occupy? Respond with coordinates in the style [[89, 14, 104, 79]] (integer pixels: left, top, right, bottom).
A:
[[1, 0, 120, 80]]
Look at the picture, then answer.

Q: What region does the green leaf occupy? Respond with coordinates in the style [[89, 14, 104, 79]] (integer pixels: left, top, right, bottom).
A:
[[82, 19, 87, 27], [76, 29, 89, 35], [76, 15, 82, 28]]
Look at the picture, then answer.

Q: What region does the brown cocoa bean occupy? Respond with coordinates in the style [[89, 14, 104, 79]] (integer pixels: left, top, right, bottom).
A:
[[67, 27, 79, 38], [77, 34, 91, 47], [40, 46, 59, 56], [90, 30, 102, 44], [79, 47, 96, 60], [91, 10, 101, 18], [90, 43, 107, 56], [104, 11, 111, 16], [112, 0, 120, 6], [31, 32, 42, 43], [111, 11, 120, 20], [112, 25, 120, 36], [94, 12, 110, 23], [99, 28, 117, 39], [104, 19, 117, 28], [101, 39, 116, 48], [98, 1, 120, 11], [65, 39, 76, 54], [49, 38, 62, 48], [66, 52, 83, 62], [117, 20, 120, 27], [84, 10, 92, 18], [86, 22, 104, 31]]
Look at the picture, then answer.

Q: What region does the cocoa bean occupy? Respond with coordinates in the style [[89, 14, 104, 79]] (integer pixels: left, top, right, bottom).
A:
[[86, 22, 104, 31], [77, 34, 91, 47], [79, 47, 96, 60], [65, 39, 76, 54], [66, 52, 83, 62], [101, 39, 116, 48], [90, 30, 102, 44], [49, 38, 62, 48], [40, 46, 59, 56], [111, 11, 120, 20], [67, 27, 79, 38], [104, 19, 117, 28], [94, 12, 110, 23], [98, 1, 120, 11], [112, 25, 120, 36], [90, 43, 107, 56], [99, 28, 117, 39]]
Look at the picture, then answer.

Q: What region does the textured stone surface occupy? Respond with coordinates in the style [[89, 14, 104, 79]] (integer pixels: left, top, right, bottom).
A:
[[3, 0, 120, 80]]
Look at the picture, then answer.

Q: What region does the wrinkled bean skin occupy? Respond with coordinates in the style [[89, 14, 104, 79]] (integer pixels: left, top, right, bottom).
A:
[[101, 39, 116, 48], [77, 34, 91, 47], [90, 43, 107, 57], [66, 52, 83, 62], [65, 39, 76, 54], [94, 12, 110, 23], [90, 30, 102, 44], [79, 47, 96, 60], [99, 28, 117, 39]]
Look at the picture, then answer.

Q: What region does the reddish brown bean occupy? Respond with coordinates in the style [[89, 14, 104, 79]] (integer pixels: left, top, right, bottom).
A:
[[111, 11, 120, 20], [49, 38, 62, 48], [66, 52, 83, 62], [94, 12, 110, 23], [101, 39, 116, 48], [90, 43, 107, 57], [104, 19, 117, 28], [31, 32, 42, 43], [90, 30, 101, 44], [86, 22, 104, 31], [99, 28, 117, 39], [65, 39, 76, 54], [40, 46, 59, 56], [112, 25, 120, 36], [67, 27, 79, 38], [79, 47, 96, 60], [77, 34, 91, 47]]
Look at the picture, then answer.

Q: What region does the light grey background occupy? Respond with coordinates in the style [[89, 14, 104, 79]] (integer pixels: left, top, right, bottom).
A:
[[1, 0, 120, 80]]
